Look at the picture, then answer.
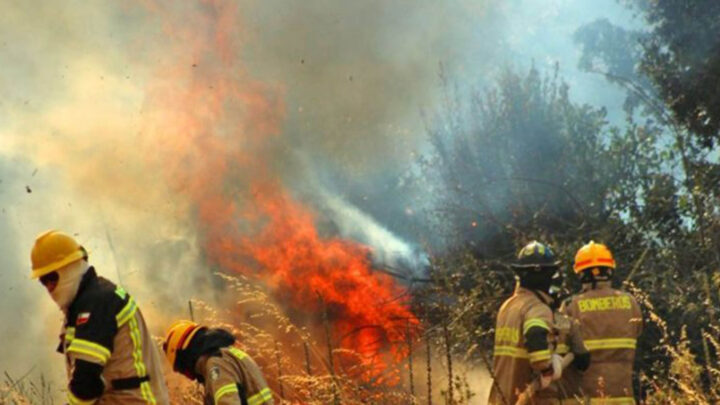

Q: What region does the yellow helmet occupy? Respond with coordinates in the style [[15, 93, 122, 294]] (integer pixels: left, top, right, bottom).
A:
[[573, 241, 615, 274], [31, 230, 86, 279], [163, 320, 203, 370]]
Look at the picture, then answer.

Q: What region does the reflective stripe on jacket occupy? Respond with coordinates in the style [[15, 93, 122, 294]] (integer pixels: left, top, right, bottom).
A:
[[560, 283, 642, 403], [60, 267, 169, 404], [202, 346, 274, 405], [488, 286, 557, 405]]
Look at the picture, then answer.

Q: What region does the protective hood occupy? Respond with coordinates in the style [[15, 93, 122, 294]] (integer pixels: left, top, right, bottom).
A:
[[178, 328, 236, 381], [50, 259, 89, 312]]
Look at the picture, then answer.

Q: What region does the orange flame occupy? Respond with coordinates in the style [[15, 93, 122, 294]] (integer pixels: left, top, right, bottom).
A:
[[139, 0, 419, 382]]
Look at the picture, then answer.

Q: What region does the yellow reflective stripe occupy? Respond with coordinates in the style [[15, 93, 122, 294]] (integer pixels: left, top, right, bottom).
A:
[[127, 315, 156, 403], [528, 349, 551, 363], [140, 381, 154, 402], [114, 286, 127, 299], [585, 338, 636, 351], [228, 347, 248, 360], [248, 387, 273, 405], [67, 339, 111, 365], [590, 397, 636, 404], [523, 318, 549, 334], [65, 327, 76, 341], [556, 343, 570, 354], [214, 383, 239, 404], [493, 345, 529, 358], [116, 297, 137, 327], [67, 390, 96, 405]]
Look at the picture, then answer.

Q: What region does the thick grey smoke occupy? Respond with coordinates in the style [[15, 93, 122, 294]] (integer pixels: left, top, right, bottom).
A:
[[0, 0, 640, 400], [0, 157, 67, 388], [243, 0, 637, 251]]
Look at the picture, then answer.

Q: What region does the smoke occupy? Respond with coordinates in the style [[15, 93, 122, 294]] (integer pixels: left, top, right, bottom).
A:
[[317, 187, 429, 275], [0, 156, 63, 384], [237, 0, 504, 174], [0, 0, 640, 400]]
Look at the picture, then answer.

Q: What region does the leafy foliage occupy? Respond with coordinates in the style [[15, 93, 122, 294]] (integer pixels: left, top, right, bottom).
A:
[[413, 58, 720, 401], [626, 0, 720, 147]]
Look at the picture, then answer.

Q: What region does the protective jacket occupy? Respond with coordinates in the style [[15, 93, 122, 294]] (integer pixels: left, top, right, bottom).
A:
[[59, 267, 169, 404], [560, 282, 642, 404], [200, 346, 274, 405], [552, 310, 590, 404], [488, 286, 558, 405]]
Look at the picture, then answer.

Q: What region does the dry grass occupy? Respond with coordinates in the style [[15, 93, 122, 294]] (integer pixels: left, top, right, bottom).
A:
[[168, 273, 417, 404], [13, 276, 716, 404], [0, 370, 55, 405], [628, 283, 720, 405]]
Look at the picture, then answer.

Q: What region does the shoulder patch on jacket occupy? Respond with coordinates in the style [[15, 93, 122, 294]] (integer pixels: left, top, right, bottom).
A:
[[77, 312, 91, 325]]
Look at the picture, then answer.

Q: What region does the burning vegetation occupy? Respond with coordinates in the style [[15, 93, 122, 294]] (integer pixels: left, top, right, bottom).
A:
[[4, 0, 720, 404], [138, 0, 419, 386]]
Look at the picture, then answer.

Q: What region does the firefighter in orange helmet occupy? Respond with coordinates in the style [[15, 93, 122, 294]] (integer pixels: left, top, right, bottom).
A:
[[163, 320, 274, 405], [488, 241, 588, 404], [559, 242, 643, 404], [31, 230, 169, 404]]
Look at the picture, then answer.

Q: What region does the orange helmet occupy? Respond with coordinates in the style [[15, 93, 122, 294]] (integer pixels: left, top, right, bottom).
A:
[[573, 241, 615, 274], [31, 230, 86, 279], [163, 320, 203, 370]]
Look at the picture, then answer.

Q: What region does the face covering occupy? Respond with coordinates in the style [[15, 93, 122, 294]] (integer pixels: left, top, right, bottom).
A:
[[548, 268, 563, 296], [50, 260, 89, 312]]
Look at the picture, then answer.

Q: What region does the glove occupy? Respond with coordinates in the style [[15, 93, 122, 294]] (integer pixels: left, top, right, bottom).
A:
[[550, 354, 563, 380], [539, 354, 563, 389]]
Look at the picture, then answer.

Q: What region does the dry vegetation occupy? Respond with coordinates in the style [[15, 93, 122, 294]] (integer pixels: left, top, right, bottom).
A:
[[5, 274, 719, 404]]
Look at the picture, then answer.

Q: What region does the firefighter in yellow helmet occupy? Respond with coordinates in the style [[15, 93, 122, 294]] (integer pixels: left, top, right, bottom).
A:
[[559, 242, 643, 404], [163, 320, 274, 405], [31, 230, 169, 404], [489, 241, 589, 404]]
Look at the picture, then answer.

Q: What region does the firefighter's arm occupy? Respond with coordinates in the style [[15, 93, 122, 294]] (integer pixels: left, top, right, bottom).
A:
[[205, 357, 243, 405], [568, 316, 590, 371], [66, 294, 119, 403], [560, 300, 591, 371], [631, 294, 644, 337], [523, 305, 553, 371], [67, 360, 104, 404]]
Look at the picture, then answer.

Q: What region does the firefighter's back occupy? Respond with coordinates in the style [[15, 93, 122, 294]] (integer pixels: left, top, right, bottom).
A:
[[489, 288, 555, 405], [62, 271, 169, 405], [566, 283, 642, 403], [202, 346, 274, 405]]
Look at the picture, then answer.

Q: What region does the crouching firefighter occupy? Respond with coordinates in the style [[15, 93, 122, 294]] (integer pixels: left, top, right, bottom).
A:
[[163, 320, 274, 405], [560, 242, 642, 404], [488, 241, 589, 405], [31, 230, 169, 404]]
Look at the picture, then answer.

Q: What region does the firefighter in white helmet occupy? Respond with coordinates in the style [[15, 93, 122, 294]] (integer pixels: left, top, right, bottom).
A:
[[31, 230, 169, 404]]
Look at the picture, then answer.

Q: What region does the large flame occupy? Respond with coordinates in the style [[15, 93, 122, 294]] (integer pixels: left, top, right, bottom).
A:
[[140, 0, 418, 381]]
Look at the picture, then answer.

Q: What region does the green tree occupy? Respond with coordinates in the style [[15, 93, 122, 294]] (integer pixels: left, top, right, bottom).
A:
[[414, 59, 720, 400], [626, 0, 720, 148], [413, 65, 667, 397]]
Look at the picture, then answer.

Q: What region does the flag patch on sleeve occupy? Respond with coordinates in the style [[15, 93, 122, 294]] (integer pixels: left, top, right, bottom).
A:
[[77, 312, 91, 325]]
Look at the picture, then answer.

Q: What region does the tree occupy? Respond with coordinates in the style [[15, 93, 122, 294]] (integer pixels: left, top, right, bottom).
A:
[[626, 0, 720, 148], [413, 61, 720, 400], [573, 7, 720, 398], [412, 65, 660, 390]]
